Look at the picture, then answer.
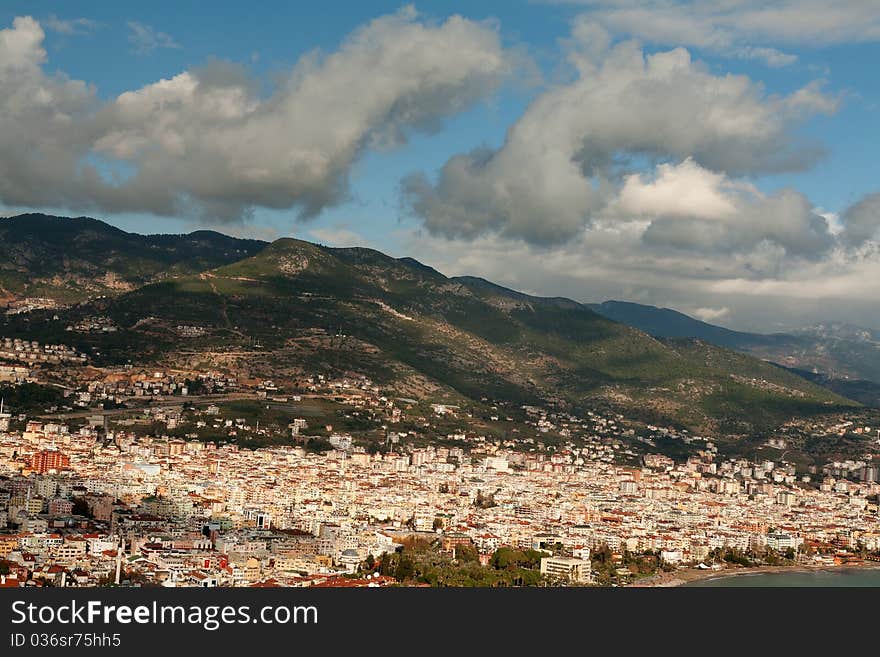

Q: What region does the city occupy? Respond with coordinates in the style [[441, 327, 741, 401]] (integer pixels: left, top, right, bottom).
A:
[[1, 358, 879, 588], [4, 0, 880, 651]]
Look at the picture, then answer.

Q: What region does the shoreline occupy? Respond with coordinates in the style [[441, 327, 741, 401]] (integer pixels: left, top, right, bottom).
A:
[[628, 561, 880, 587]]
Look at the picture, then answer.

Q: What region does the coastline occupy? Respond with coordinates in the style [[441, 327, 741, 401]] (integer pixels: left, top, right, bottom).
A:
[[628, 561, 880, 587]]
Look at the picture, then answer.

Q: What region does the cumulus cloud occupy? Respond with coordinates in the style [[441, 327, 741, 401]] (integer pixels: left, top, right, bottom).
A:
[[394, 209, 880, 332], [403, 38, 838, 245], [633, 164, 835, 258], [0, 16, 100, 210], [614, 158, 743, 221], [396, 16, 880, 330], [5, 9, 879, 331], [841, 193, 880, 246], [0, 9, 514, 221]]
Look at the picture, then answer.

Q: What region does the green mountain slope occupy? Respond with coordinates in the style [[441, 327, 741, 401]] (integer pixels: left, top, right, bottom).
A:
[[0, 213, 267, 304], [15, 235, 853, 436], [590, 299, 880, 387]]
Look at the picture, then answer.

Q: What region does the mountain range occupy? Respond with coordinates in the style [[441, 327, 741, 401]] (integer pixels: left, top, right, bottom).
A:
[[0, 214, 863, 437], [590, 300, 880, 406], [0, 213, 265, 304]]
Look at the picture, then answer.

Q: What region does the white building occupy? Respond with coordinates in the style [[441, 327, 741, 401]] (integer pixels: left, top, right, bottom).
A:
[[766, 531, 803, 552], [540, 556, 592, 584]]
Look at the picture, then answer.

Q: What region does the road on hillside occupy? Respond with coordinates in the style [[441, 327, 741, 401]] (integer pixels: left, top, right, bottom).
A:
[[35, 392, 334, 421], [35, 392, 261, 420]]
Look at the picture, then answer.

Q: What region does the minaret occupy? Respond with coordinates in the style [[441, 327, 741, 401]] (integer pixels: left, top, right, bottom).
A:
[[114, 537, 124, 585]]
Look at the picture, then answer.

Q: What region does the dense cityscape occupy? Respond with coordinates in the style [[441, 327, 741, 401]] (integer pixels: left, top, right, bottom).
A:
[[3, 3, 880, 598], [2, 346, 879, 588]]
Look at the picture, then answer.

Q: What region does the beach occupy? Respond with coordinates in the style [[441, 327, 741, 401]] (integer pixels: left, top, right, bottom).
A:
[[628, 561, 880, 587]]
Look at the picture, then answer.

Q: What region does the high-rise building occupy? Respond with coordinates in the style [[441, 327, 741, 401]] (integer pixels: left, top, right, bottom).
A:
[[31, 449, 70, 474], [0, 397, 11, 432]]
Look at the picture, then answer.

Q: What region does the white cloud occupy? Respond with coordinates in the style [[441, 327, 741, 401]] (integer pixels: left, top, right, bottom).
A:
[[394, 210, 880, 331], [0, 16, 99, 210], [308, 226, 371, 247], [841, 193, 880, 246], [817, 210, 843, 236], [707, 248, 880, 301], [614, 158, 743, 221], [638, 177, 834, 259], [0, 10, 514, 222], [403, 39, 838, 245], [690, 307, 731, 323], [44, 15, 100, 36], [127, 21, 181, 55], [733, 46, 797, 68], [5, 9, 880, 331], [548, 1, 880, 51], [392, 13, 879, 330]]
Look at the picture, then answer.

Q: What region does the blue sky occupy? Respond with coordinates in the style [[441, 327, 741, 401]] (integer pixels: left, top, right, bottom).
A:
[[5, 1, 875, 232], [0, 1, 559, 242], [2, 2, 880, 330]]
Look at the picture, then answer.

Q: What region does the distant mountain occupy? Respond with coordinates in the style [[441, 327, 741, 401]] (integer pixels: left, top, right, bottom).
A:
[[3, 233, 854, 437], [590, 300, 880, 387], [0, 213, 267, 304], [794, 322, 880, 343], [780, 367, 880, 409], [588, 300, 790, 350]]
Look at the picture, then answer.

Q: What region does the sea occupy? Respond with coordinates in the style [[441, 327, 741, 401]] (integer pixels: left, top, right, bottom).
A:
[[686, 567, 880, 587]]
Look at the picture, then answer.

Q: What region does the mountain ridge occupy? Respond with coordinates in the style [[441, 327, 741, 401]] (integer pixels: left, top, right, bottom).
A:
[[589, 299, 880, 389], [0, 213, 268, 303], [0, 214, 859, 436]]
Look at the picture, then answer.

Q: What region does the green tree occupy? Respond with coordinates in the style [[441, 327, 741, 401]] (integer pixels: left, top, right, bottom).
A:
[[394, 554, 415, 581], [455, 543, 479, 563]]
